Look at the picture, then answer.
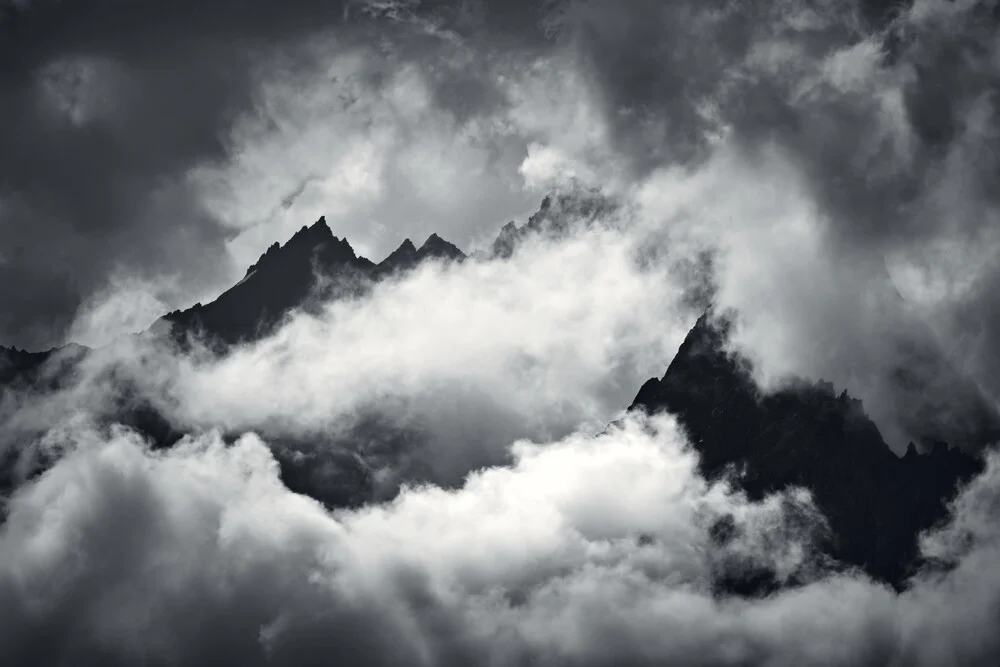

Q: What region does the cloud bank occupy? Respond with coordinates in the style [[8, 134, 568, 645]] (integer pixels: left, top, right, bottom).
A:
[[3, 412, 1000, 666], [1, 216, 695, 496]]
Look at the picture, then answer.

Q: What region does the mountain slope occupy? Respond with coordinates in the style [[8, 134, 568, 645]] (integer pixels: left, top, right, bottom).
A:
[[630, 313, 984, 589], [155, 218, 467, 347]]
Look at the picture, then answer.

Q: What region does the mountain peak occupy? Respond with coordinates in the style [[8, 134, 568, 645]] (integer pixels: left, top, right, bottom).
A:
[[245, 216, 344, 277], [377, 234, 466, 273], [288, 216, 334, 245], [381, 238, 418, 266], [159, 214, 368, 346], [491, 221, 521, 259], [419, 233, 465, 261]]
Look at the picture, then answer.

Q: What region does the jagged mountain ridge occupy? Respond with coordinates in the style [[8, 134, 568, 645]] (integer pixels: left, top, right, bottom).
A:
[[158, 217, 467, 347], [0, 218, 477, 506], [0, 219, 470, 373], [0, 191, 603, 366], [0, 197, 598, 501]]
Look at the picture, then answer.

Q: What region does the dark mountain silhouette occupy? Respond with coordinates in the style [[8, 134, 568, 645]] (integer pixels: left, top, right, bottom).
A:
[[0, 219, 469, 505], [630, 312, 985, 591], [0, 196, 993, 595], [155, 218, 467, 348], [0, 190, 608, 371], [158, 217, 372, 346], [379, 233, 465, 273]]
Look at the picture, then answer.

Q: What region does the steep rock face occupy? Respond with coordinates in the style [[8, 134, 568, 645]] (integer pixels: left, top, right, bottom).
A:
[[631, 313, 984, 589]]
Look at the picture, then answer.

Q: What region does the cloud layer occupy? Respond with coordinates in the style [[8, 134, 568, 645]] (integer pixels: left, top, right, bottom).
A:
[[0, 216, 695, 496], [4, 412, 1000, 666]]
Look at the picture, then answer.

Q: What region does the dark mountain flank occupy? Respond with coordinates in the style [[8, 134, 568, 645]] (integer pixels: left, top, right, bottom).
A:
[[631, 313, 985, 590], [156, 218, 467, 348]]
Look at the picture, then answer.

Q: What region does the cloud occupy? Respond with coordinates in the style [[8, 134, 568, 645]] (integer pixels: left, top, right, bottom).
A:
[[0, 208, 699, 496], [200, 34, 547, 268], [0, 414, 834, 666], [153, 221, 693, 492], [67, 275, 173, 348], [632, 145, 934, 450], [3, 410, 1000, 666]]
